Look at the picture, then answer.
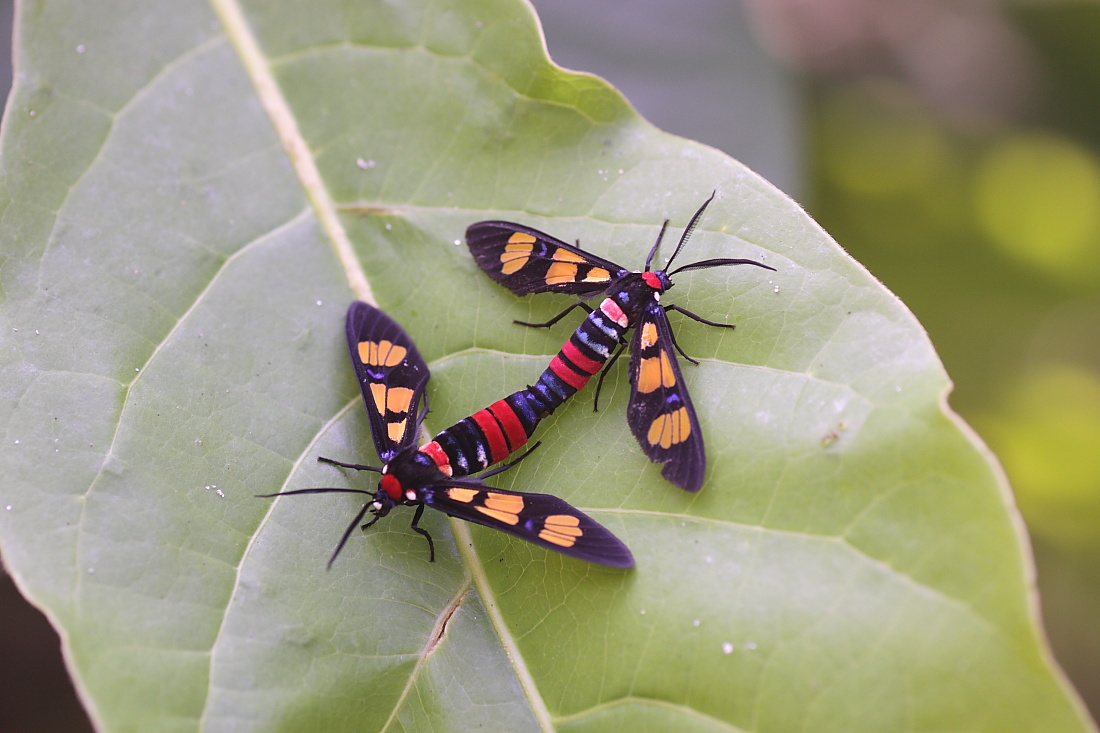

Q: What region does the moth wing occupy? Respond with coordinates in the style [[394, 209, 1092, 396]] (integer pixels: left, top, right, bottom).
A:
[[626, 305, 707, 492], [426, 483, 634, 568], [466, 220, 626, 296], [345, 301, 430, 462]]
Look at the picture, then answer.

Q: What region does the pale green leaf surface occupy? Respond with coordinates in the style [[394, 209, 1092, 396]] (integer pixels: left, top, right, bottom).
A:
[[0, 0, 1092, 732]]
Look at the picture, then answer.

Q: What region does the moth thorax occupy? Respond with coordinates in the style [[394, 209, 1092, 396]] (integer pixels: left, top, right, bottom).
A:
[[380, 473, 402, 501], [642, 271, 663, 290]]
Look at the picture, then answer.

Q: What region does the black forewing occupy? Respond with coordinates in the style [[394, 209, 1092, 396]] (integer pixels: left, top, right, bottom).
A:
[[345, 301, 430, 462], [626, 304, 707, 492], [424, 482, 634, 568], [466, 220, 627, 296]]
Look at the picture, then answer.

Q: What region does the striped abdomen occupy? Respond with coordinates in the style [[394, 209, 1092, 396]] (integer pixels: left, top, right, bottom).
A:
[[416, 294, 636, 478], [422, 389, 546, 477], [530, 296, 631, 411]]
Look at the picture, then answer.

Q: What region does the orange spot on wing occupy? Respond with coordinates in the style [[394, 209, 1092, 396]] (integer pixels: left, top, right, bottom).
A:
[[501, 241, 533, 275], [476, 506, 521, 525], [640, 322, 659, 348], [545, 261, 578, 285], [636, 357, 660, 394], [476, 493, 525, 525], [358, 339, 407, 367], [636, 352, 676, 393], [447, 487, 478, 503], [381, 341, 407, 367], [552, 247, 585, 263], [539, 515, 583, 547], [386, 386, 415, 413], [584, 267, 611, 283], [484, 493, 524, 515], [387, 419, 408, 443], [369, 382, 387, 411], [658, 353, 675, 387], [647, 407, 691, 448]]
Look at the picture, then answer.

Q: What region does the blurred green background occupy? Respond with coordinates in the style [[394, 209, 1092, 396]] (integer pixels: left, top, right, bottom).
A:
[[2, 0, 1097, 729]]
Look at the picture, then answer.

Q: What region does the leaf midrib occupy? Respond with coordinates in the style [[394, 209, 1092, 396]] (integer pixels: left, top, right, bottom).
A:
[[205, 0, 554, 729], [209, 0, 372, 305]]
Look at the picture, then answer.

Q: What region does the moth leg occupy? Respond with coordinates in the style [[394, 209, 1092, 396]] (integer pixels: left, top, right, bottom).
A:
[[515, 300, 593, 329], [477, 441, 543, 480], [664, 303, 737, 365], [664, 303, 735, 330], [593, 341, 628, 411], [408, 502, 436, 562], [663, 319, 699, 366]]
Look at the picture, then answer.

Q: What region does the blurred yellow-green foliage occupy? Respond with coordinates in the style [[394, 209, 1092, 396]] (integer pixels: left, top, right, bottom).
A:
[[805, 3, 1100, 714]]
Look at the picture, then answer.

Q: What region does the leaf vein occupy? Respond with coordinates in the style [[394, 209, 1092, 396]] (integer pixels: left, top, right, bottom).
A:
[[209, 0, 371, 303]]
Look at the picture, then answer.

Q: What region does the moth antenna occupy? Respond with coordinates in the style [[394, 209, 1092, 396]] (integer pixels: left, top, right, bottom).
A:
[[663, 191, 716, 272], [644, 219, 670, 272], [327, 502, 375, 569], [667, 257, 776, 277], [255, 487, 378, 497]]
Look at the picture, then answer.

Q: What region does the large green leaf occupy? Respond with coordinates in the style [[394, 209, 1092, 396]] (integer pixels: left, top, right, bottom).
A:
[[0, 0, 1092, 731]]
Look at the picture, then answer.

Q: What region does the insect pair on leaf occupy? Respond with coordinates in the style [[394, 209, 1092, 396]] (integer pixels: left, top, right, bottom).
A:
[[262, 195, 772, 566]]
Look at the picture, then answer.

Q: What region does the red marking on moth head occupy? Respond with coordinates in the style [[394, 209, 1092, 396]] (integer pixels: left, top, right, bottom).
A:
[[380, 474, 402, 501], [642, 271, 663, 291]]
